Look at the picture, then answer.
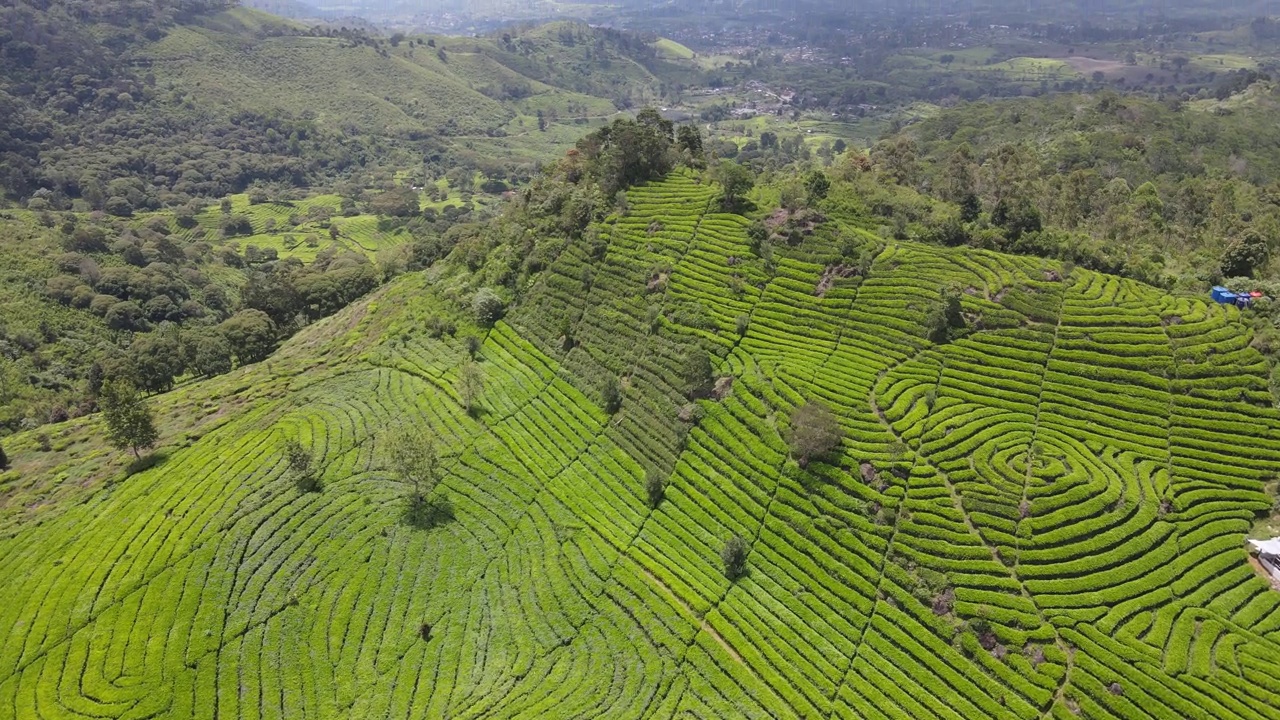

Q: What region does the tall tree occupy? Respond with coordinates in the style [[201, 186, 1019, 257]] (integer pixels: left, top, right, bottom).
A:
[[676, 124, 704, 158], [645, 467, 665, 509], [715, 160, 755, 212], [220, 310, 278, 365], [388, 428, 441, 501], [805, 170, 831, 203], [283, 438, 320, 492], [130, 334, 184, 393], [681, 347, 714, 398], [721, 535, 748, 580], [925, 286, 967, 344], [458, 362, 485, 415], [100, 379, 158, 459], [787, 400, 844, 467], [388, 427, 444, 526]]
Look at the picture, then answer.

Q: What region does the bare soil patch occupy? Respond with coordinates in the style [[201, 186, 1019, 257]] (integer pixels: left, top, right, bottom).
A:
[[815, 264, 860, 297]]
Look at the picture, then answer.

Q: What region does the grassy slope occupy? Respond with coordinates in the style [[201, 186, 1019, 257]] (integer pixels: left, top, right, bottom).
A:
[[148, 29, 513, 136], [654, 38, 697, 61], [141, 10, 679, 159], [3, 174, 1280, 718]]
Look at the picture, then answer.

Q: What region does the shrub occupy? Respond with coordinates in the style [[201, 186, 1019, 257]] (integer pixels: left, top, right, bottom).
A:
[[44, 275, 79, 304], [425, 316, 456, 338], [721, 535, 748, 580], [747, 221, 768, 253], [645, 468, 665, 508], [472, 288, 505, 325], [646, 306, 662, 335], [681, 347, 714, 398], [0, 442, 7, 469], [283, 439, 320, 493], [601, 376, 622, 414]]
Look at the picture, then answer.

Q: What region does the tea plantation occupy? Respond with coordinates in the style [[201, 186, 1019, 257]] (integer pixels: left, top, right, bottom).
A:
[[2, 174, 1280, 718]]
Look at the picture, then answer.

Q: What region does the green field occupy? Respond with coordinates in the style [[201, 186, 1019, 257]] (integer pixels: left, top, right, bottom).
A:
[[3, 173, 1280, 718], [893, 49, 1080, 83], [654, 38, 697, 61], [135, 9, 694, 169], [151, 190, 481, 264]]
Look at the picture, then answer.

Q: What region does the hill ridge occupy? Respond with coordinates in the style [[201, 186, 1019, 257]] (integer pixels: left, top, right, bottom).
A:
[[2, 172, 1280, 718]]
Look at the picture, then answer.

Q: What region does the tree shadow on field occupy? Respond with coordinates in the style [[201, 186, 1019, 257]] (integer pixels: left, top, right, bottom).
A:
[[123, 450, 170, 478], [403, 496, 455, 530]]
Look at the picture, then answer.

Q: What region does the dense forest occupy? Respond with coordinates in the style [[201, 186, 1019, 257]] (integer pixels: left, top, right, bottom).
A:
[[854, 89, 1280, 290], [0, 0, 378, 204]]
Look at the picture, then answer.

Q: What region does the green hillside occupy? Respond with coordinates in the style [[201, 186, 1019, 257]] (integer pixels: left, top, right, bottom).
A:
[[3, 171, 1280, 718], [0, 183, 441, 433], [148, 26, 513, 137], [0, 2, 697, 205]]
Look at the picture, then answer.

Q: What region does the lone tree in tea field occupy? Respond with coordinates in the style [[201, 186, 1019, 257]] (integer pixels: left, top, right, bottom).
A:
[[681, 346, 714, 398], [601, 375, 622, 414], [388, 427, 442, 525], [472, 288, 506, 326], [100, 378, 158, 459], [282, 439, 320, 493], [458, 362, 485, 415], [925, 286, 967, 344], [722, 535, 749, 581], [715, 160, 754, 213], [788, 399, 844, 467], [645, 467, 665, 509]]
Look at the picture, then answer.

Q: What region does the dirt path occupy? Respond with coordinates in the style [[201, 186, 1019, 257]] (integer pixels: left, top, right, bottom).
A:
[[642, 569, 744, 664]]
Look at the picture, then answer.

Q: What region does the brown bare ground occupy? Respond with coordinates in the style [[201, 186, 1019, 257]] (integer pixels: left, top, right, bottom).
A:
[[1063, 56, 1176, 85], [1063, 56, 1127, 76], [815, 264, 859, 297]]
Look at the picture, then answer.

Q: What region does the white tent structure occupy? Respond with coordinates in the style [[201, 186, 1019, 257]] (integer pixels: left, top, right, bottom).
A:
[[1248, 539, 1280, 581]]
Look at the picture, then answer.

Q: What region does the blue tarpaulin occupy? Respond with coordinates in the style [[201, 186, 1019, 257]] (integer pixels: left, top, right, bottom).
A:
[[1211, 286, 1236, 303]]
